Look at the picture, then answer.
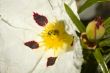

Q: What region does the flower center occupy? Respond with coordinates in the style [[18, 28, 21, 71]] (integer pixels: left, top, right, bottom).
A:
[[41, 20, 74, 56], [48, 29, 59, 36]]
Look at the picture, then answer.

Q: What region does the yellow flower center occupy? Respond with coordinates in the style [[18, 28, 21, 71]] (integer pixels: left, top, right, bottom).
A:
[[41, 20, 74, 56]]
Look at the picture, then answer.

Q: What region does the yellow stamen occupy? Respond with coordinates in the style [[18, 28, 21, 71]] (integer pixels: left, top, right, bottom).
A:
[[40, 20, 74, 56]]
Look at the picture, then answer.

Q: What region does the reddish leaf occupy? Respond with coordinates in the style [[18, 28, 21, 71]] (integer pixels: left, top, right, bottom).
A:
[[33, 12, 48, 26], [24, 40, 39, 49], [47, 57, 57, 67]]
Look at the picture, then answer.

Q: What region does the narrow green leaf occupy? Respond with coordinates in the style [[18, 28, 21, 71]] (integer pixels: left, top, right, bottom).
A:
[[104, 17, 110, 25], [104, 53, 110, 63], [102, 17, 110, 39], [64, 3, 86, 33], [104, 17, 110, 28], [93, 48, 109, 73], [99, 39, 110, 47], [78, 0, 110, 14], [101, 48, 110, 54]]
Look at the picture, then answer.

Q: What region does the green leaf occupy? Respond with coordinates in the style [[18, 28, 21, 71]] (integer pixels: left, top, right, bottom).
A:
[[93, 48, 109, 73], [78, 0, 110, 14], [64, 3, 86, 33], [101, 48, 110, 54], [101, 17, 110, 39], [104, 53, 110, 63], [104, 17, 110, 28], [99, 39, 110, 47], [104, 17, 110, 36]]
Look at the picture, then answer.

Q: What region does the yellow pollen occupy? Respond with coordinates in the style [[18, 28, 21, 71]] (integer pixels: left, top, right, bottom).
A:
[[41, 20, 74, 56]]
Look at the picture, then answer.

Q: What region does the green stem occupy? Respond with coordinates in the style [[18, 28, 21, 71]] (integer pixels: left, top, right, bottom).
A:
[[93, 48, 109, 73]]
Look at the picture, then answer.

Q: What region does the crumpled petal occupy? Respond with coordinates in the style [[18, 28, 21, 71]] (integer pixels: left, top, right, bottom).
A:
[[0, 0, 83, 73]]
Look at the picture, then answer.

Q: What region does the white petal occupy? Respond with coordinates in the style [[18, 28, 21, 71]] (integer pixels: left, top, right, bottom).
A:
[[0, 0, 83, 73], [0, 20, 44, 73]]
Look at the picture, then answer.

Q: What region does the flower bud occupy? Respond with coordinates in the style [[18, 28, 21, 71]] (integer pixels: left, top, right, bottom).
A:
[[80, 33, 96, 50], [86, 17, 105, 41]]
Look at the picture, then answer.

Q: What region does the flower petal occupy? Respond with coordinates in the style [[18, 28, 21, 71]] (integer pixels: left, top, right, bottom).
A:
[[0, 0, 83, 73]]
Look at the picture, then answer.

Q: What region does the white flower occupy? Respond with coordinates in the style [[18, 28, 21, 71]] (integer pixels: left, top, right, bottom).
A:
[[0, 0, 83, 73]]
